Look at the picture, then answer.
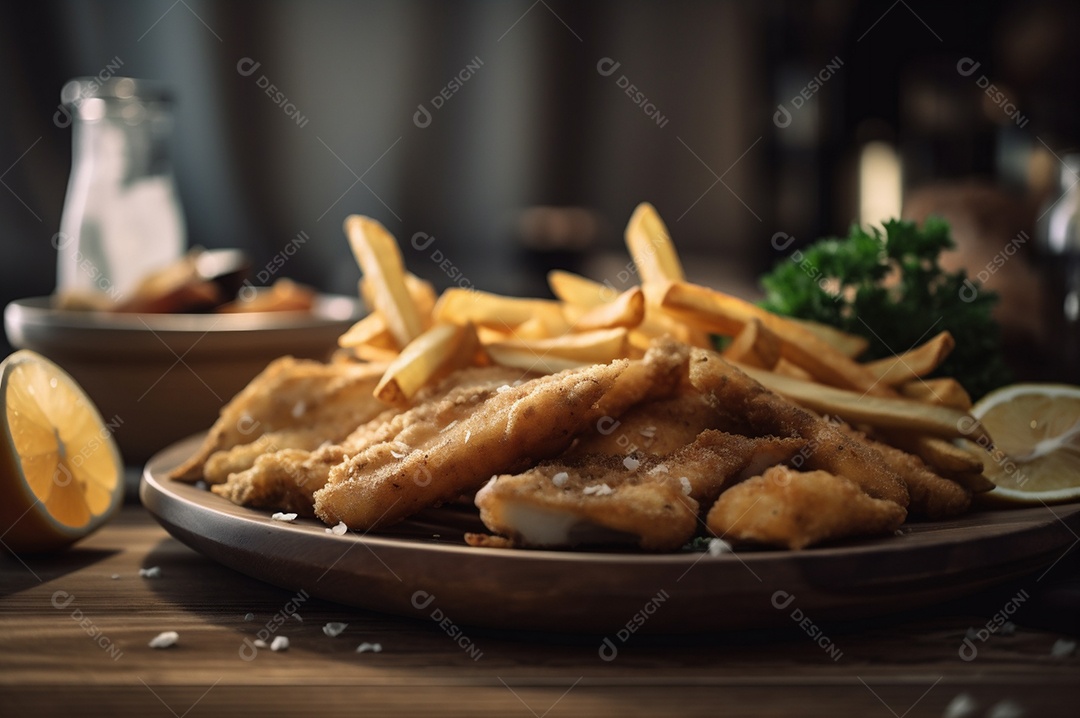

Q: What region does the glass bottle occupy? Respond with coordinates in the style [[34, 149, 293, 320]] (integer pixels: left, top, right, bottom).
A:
[[56, 77, 186, 301], [1035, 153, 1080, 382]]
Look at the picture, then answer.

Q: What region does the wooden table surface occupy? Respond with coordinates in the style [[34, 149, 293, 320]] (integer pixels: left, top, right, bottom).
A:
[[2, 502, 1078, 718]]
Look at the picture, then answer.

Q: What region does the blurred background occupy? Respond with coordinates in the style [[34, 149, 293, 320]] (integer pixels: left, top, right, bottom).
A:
[[2, 0, 1079, 376]]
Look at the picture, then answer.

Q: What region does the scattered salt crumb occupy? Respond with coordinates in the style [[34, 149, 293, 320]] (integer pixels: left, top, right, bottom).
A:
[[622, 456, 640, 471], [707, 538, 732, 556], [323, 622, 348, 637], [465, 429, 471, 444], [648, 464, 669, 475], [942, 692, 978, 718], [432, 534, 440, 539], [253, 639, 268, 648], [272, 512, 298, 522], [439, 420, 459, 433], [639, 426, 657, 438], [583, 483, 614, 496], [139, 566, 161, 579], [1051, 638, 1076, 657], [270, 636, 289, 652], [194, 480, 208, 491], [496, 385, 511, 393], [244, 613, 255, 622], [1000, 621, 1016, 636], [327, 522, 348, 536], [110, 574, 120, 580], [148, 631, 178, 649], [291, 401, 306, 418], [355, 642, 382, 654], [679, 477, 692, 496], [985, 700, 1025, 718], [552, 471, 569, 488], [390, 449, 408, 459]]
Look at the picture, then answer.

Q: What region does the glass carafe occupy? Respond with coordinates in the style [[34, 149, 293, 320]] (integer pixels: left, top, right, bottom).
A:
[[55, 77, 185, 302]]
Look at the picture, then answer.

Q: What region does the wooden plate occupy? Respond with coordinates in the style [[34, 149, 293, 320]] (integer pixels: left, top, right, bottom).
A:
[[141, 434, 1080, 634]]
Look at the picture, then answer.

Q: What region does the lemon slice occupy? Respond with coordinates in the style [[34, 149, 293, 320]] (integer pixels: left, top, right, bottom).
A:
[[969, 383, 1080, 505], [0, 350, 124, 552]]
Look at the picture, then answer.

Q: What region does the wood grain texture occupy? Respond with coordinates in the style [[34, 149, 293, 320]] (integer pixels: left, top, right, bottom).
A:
[[2, 506, 1078, 717]]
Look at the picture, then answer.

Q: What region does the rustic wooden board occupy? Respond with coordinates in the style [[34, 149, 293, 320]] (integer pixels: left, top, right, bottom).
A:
[[141, 434, 1080, 634]]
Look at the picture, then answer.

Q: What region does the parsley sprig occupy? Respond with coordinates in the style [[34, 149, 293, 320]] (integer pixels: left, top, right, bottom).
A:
[[759, 217, 1011, 400]]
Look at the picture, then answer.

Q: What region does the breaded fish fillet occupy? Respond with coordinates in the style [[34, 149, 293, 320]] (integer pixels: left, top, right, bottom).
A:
[[470, 429, 805, 550], [836, 424, 971, 519], [707, 466, 907, 549], [688, 348, 910, 507], [313, 341, 689, 530], [170, 356, 387, 481], [472, 457, 699, 551], [566, 391, 721, 458], [212, 366, 531, 513]]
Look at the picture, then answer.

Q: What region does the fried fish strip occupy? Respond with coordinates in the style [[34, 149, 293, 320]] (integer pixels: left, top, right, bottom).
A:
[[687, 348, 910, 507], [707, 466, 907, 549], [212, 366, 532, 513], [212, 445, 347, 517], [472, 429, 805, 550], [170, 357, 387, 481], [202, 428, 337, 485], [837, 425, 972, 519], [313, 341, 690, 530], [474, 457, 699, 551]]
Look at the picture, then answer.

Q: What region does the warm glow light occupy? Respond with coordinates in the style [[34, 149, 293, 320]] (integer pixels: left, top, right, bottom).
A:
[[859, 141, 903, 228]]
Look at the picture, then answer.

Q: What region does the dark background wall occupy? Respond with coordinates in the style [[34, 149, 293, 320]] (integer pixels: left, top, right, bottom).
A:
[[2, 0, 1078, 357]]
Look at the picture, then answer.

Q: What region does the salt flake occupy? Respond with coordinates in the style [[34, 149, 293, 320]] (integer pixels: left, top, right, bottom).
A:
[[622, 456, 640, 471], [323, 622, 348, 637], [271, 512, 298, 522], [139, 566, 161, 579], [552, 471, 569, 488], [148, 631, 178, 649], [679, 476, 692, 495], [707, 538, 732, 556], [583, 483, 614, 496], [356, 642, 383, 654], [270, 636, 290, 652]]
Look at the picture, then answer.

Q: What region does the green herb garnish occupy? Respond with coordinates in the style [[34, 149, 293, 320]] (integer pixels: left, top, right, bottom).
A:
[[759, 217, 1010, 400]]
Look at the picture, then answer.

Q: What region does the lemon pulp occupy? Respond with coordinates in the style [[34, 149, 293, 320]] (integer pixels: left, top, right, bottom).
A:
[[0, 351, 123, 551]]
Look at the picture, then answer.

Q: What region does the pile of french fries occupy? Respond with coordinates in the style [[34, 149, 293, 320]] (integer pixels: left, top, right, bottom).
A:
[[336, 204, 991, 490]]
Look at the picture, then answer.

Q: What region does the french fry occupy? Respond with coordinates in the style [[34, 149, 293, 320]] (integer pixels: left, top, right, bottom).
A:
[[345, 215, 425, 348], [486, 345, 587, 374], [484, 327, 629, 365], [338, 312, 390, 348], [787, 318, 869, 358], [434, 288, 563, 331], [722, 318, 781, 369], [625, 202, 686, 285], [735, 362, 991, 442], [351, 344, 402, 363], [375, 323, 478, 406], [662, 281, 894, 396], [568, 287, 645, 332], [772, 358, 814, 381], [943, 471, 997, 494], [880, 431, 984, 475], [865, 331, 955, 386], [548, 270, 618, 308], [901, 377, 973, 411]]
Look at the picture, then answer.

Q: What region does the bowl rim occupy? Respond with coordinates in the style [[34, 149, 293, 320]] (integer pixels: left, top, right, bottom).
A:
[[5, 293, 363, 334]]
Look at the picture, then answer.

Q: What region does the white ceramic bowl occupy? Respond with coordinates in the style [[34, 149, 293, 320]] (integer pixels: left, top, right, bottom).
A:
[[4, 294, 362, 463]]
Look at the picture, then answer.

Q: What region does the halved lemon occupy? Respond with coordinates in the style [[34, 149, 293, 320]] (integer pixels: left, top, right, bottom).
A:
[[0, 350, 124, 552], [970, 383, 1080, 505]]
